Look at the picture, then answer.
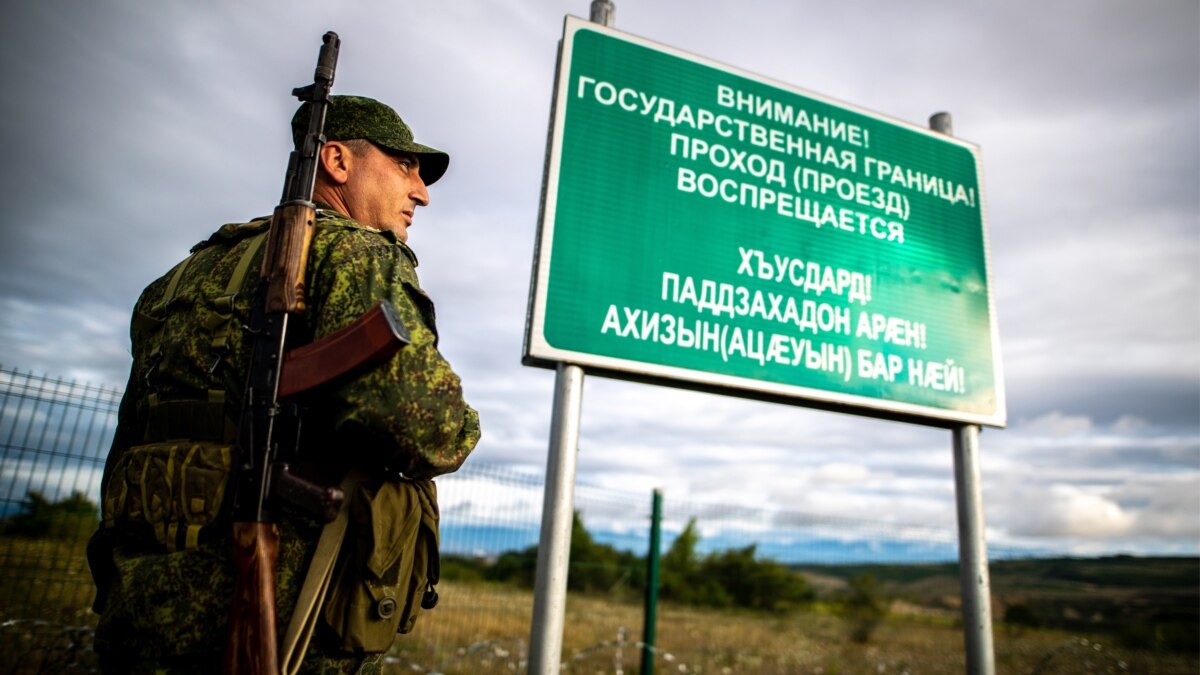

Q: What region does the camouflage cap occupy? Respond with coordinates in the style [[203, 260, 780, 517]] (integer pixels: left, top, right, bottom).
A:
[[292, 95, 449, 185]]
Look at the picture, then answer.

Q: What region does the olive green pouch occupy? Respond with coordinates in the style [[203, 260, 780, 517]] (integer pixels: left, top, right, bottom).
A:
[[101, 441, 233, 552], [322, 478, 440, 651]]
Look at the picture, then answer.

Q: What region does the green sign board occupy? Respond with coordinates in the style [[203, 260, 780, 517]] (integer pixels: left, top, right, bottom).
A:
[[524, 16, 1006, 428]]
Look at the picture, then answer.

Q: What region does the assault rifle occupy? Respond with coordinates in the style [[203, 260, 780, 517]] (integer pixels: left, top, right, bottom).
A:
[[223, 32, 410, 673]]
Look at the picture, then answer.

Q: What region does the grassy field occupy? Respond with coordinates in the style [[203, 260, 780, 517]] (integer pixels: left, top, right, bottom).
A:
[[1, 533, 1196, 674], [392, 580, 1199, 674], [0, 535, 99, 674]]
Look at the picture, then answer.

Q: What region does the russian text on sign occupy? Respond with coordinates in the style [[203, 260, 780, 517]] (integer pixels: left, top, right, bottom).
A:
[[716, 85, 870, 148]]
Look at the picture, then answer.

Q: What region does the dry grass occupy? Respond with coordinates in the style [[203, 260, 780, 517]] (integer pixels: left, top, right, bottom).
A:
[[388, 581, 1199, 674], [0, 537, 1195, 674], [0, 537, 96, 620]]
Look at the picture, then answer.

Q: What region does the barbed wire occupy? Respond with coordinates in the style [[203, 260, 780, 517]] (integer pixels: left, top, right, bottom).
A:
[[0, 619, 98, 675]]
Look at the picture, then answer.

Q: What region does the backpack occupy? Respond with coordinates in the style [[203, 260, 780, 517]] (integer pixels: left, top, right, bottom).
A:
[[102, 221, 269, 551]]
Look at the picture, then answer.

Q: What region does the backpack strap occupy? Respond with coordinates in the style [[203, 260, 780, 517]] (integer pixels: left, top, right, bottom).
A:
[[141, 252, 198, 395], [143, 231, 267, 443], [208, 231, 267, 364], [157, 252, 196, 314]]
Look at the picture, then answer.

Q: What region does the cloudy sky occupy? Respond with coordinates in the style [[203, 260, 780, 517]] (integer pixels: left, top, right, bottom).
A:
[[1, 0, 1197, 557]]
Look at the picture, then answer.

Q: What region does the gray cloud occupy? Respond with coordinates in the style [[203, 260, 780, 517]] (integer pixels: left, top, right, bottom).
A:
[[0, 0, 1196, 556]]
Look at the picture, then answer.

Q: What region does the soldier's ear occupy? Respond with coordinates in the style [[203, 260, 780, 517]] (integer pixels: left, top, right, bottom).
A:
[[319, 141, 352, 185]]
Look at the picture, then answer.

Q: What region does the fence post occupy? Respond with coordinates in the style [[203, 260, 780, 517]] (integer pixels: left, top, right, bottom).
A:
[[641, 488, 662, 675]]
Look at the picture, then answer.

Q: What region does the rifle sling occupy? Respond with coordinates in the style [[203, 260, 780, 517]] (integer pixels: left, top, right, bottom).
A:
[[280, 469, 365, 675]]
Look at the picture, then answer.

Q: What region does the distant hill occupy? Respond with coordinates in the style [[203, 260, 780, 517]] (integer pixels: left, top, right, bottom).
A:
[[793, 555, 1199, 593], [793, 555, 1199, 652]]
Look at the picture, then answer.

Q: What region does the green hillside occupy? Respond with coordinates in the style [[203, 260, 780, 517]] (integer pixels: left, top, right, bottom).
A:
[[794, 556, 1199, 652]]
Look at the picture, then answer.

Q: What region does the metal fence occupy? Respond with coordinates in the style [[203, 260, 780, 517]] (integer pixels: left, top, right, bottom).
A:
[[6, 365, 1179, 674], [0, 368, 117, 523]]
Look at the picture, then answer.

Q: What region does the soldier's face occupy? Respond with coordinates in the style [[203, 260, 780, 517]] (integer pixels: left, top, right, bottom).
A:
[[346, 144, 430, 242]]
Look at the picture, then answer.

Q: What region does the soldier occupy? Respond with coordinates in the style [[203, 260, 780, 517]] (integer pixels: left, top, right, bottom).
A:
[[88, 95, 481, 674]]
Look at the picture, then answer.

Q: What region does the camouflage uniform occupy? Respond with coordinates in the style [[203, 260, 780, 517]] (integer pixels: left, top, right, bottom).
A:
[[91, 122, 480, 670]]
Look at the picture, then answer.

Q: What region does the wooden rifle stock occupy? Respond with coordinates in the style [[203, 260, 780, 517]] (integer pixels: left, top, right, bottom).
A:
[[225, 523, 281, 673]]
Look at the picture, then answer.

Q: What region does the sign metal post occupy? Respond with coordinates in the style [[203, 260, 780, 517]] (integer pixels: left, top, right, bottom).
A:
[[527, 11, 613, 675], [528, 363, 585, 674]]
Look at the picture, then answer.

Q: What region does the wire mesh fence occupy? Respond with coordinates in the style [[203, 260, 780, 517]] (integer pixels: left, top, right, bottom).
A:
[[1, 366, 1196, 674]]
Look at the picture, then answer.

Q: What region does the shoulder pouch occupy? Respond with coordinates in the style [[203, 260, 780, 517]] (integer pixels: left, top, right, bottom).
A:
[[321, 477, 440, 652]]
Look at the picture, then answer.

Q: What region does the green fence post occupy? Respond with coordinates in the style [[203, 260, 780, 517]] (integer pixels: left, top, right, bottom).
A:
[[641, 488, 662, 675]]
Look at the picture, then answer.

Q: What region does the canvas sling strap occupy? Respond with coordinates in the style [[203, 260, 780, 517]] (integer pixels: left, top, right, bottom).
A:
[[280, 469, 365, 675]]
